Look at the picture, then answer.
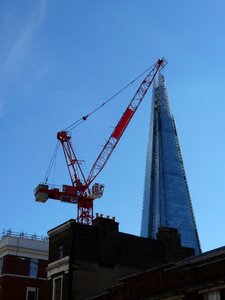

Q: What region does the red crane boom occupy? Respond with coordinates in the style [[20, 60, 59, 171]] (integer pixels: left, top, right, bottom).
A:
[[35, 58, 167, 224]]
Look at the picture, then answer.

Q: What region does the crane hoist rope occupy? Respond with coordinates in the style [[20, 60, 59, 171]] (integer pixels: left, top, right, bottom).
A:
[[64, 62, 158, 131], [44, 141, 60, 183], [35, 58, 167, 225], [43, 62, 161, 183]]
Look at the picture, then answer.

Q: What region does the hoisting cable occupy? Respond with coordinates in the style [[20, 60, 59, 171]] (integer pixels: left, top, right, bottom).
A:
[[44, 62, 160, 182], [64, 63, 156, 132], [43, 141, 60, 183]]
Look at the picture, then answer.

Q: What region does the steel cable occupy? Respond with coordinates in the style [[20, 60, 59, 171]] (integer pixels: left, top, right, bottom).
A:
[[64, 63, 155, 131]]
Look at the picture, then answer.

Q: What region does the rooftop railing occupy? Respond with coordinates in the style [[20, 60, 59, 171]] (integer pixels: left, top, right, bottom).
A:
[[1, 229, 48, 242]]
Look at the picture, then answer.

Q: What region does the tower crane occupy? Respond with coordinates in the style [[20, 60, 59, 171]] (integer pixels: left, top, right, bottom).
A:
[[35, 58, 167, 224]]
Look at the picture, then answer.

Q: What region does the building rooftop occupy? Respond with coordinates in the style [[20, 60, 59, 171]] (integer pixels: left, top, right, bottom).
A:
[[0, 229, 49, 260], [88, 245, 225, 299]]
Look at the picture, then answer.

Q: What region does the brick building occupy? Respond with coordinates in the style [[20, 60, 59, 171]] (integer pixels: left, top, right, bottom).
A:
[[47, 216, 194, 300], [90, 246, 225, 300], [0, 230, 48, 300]]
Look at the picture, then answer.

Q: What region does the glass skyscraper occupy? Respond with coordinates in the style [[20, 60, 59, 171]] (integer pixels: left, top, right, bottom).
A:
[[141, 74, 201, 255]]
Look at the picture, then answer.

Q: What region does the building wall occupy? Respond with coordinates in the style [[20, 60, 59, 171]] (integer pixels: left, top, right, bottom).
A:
[[47, 217, 194, 300], [71, 261, 140, 300], [0, 276, 47, 300], [0, 235, 48, 300], [91, 246, 225, 300]]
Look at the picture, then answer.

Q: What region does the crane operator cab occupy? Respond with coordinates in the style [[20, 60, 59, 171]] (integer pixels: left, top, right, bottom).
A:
[[91, 183, 104, 199]]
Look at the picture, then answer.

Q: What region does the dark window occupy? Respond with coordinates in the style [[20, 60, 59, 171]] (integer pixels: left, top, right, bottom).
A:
[[26, 288, 38, 300], [29, 258, 38, 277], [0, 258, 2, 275], [57, 244, 64, 259], [53, 277, 62, 300], [27, 291, 36, 300]]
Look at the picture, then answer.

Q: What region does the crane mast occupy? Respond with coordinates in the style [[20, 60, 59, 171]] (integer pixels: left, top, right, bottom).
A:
[[35, 58, 167, 224]]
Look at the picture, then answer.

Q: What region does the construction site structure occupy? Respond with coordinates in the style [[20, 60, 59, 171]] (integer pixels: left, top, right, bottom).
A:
[[35, 58, 167, 224]]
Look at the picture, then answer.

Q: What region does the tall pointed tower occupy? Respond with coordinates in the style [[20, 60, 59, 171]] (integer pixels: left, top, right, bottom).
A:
[[141, 74, 201, 254]]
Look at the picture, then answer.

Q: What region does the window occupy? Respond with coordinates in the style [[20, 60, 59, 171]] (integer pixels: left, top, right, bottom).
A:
[[57, 244, 64, 259], [29, 258, 38, 277], [53, 275, 63, 300], [26, 287, 38, 300], [0, 257, 3, 275], [203, 291, 221, 300]]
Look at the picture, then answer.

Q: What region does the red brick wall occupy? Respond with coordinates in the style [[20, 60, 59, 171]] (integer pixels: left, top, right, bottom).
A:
[[0, 255, 48, 300], [3, 255, 48, 277], [0, 276, 47, 300]]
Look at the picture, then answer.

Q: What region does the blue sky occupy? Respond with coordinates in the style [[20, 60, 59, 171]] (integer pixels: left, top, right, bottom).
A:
[[1, 0, 225, 252]]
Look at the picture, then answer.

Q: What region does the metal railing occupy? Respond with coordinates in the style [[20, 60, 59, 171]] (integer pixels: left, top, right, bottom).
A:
[[1, 229, 48, 242]]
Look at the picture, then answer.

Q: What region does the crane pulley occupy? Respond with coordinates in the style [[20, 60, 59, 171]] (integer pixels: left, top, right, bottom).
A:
[[35, 58, 167, 224]]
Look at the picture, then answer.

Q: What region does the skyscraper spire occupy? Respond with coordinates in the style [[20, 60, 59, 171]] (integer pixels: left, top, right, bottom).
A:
[[141, 74, 201, 254]]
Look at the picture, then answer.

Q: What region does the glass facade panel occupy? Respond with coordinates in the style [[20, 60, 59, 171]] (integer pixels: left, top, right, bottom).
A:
[[141, 74, 201, 254]]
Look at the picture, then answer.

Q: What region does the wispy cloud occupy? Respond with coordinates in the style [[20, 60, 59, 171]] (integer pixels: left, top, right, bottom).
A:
[[0, 0, 47, 117]]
